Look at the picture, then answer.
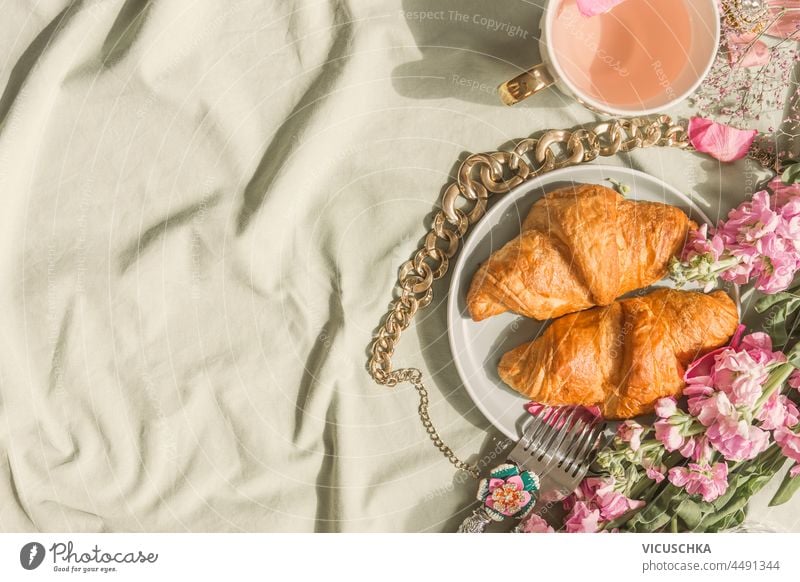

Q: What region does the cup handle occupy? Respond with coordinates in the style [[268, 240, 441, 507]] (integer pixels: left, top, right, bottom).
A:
[[498, 63, 555, 106]]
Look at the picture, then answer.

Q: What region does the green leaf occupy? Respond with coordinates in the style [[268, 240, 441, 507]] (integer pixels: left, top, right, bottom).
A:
[[755, 290, 800, 351], [769, 470, 800, 506], [709, 509, 746, 533], [624, 484, 685, 532], [781, 162, 800, 184], [697, 495, 749, 530], [675, 498, 703, 529], [755, 291, 800, 312], [788, 345, 800, 369]]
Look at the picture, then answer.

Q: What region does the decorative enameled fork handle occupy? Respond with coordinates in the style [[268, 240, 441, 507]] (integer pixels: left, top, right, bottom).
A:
[[457, 506, 494, 533], [456, 463, 539, 533]]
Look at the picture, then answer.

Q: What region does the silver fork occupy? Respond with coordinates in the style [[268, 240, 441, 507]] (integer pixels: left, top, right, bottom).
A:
[[457, 406, 606, 533]]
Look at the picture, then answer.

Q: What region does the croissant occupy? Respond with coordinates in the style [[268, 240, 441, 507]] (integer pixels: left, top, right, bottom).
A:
[[497, 289, 739, 419], [467, 183, 695, 321]]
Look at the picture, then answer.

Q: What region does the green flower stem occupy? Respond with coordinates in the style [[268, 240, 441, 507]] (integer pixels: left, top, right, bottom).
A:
[[682, 423, 708, 437], [754, 362, 795, 412], [634, 440, 665, 454], [670, 515, 679, 533], [706, 255, 741, 275], [670, 254, 741, 287], [629, 471, 662, 500]]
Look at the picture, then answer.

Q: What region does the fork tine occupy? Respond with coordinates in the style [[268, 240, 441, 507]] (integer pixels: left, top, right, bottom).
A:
[[542, 407, 579, 464], [520, 408, 550, 451], [528, 415, 551, 445], [561, 419, 596, 473], [559, 418, 589, 465], [533, 407, 568, 459], [523, 410, 555, 457], [552, 409, 588, 464], [567, 421, 606, 476]]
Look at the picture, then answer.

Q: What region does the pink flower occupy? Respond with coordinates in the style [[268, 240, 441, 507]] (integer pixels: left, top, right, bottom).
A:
[[678, 436, 713, 463], [789, 370, 800, 391], [685, 381, 715, 409], [684, 325, 745, 383], [702, 335, 782, 408], [757, 393, 800, 430], [679, 437, 697, 459], [576, 0, 627, 17], [668, 462, 729, 502], [712, 350, 769, 407], [671, 179, 800, 292], [519, 513, 555, 533], [578, 478, 644, 521], [643, 460, 666, 483], [692, 391, 770, 461], [654, 419, 686, 452], [774, 427, 800, 465], [755, 255, 798, 293], [645, 466, 665, 483], [707, 415, 770, 461], [791, 465, 800, 478], [720, 249, 758, 285], [695, 392, 736, 426], [739, 332, 785, 366], [788, 401, 800, 427], [526, 402, 547, 417], [727, 33, 771, 68], [617, 420, 644, 451], [564, 501, 601, 533], [719, 191, 779, 243], [682, 224, 724, 262], [713, 187, 800, 293], [770, 177, 800, 208], [687, 117, 757, 162], [566, 477, 644, 526], [655, 397, 678, 419]]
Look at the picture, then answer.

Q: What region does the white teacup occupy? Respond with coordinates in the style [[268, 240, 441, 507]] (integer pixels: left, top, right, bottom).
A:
[[499, 0, 720, 116]]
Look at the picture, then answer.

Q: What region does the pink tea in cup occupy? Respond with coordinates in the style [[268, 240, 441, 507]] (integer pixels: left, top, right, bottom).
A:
[[550, 0, 708, 110]]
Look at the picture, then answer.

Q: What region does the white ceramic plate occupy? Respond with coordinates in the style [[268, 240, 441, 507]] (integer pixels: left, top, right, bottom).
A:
[[446, 164, 737, 441]]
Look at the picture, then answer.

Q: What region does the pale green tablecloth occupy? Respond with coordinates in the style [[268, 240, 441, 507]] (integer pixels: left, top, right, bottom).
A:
[[0, 0, 797, 532]]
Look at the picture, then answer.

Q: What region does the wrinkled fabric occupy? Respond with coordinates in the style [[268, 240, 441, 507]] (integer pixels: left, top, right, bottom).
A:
[[0, 0, 796, 532]]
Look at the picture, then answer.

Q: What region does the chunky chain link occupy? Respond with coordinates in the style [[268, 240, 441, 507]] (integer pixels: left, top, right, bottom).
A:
[[368, 116, 691, 478]]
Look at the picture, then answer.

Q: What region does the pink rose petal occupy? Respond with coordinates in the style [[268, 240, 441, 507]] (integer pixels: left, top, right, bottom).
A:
[[655, 397, 678, 419], [684, 325, 745, 382], [487, 478, 505, 492], [645, 464, 666, 483], [576, 0, 627, 17], [520, 513, 555, 533], [668, 462, 729, 502], [766, 2, 800, 39], [727, 33, 771, 68], [564, 501, 601, 533], [789, 370, 800, 391], [485, 489, 532, 516], [616, 420, 644, 450], [505, 475, 524, 490], [688, 117, 757, 162]]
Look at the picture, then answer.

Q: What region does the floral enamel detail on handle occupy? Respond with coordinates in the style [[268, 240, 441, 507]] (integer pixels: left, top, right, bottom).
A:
[[458, 464, 539, 533], [479, 464, 539, 519]]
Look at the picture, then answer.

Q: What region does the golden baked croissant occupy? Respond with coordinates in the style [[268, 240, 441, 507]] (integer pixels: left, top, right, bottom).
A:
[[497, 289, 739, 419], [467, 183, 695, 321]]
